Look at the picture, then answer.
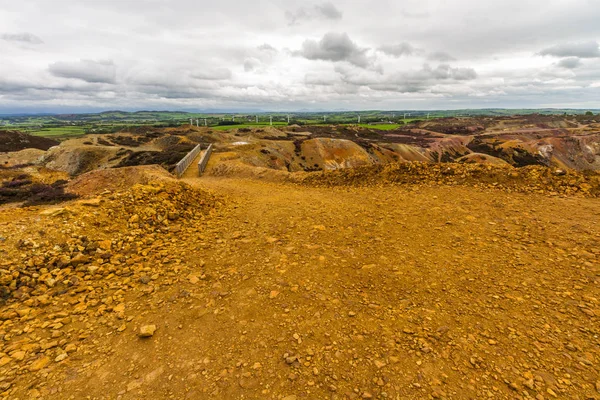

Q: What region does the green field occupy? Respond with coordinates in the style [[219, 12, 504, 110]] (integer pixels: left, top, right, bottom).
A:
[[209, 122, 289, 131], [358, 123, 401, 130], [28, 126, 87, 138]]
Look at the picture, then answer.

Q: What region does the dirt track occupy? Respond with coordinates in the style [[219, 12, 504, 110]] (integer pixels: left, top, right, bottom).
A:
[[1, 174, 600, 399]]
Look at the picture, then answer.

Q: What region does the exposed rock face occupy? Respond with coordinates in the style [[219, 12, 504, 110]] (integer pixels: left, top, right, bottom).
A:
[[43, 145, 120, 176], [301, 138, 374, 170]]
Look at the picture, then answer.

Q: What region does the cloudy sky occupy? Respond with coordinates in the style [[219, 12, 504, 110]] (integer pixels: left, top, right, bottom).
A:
[[1, 0, 599, 113]]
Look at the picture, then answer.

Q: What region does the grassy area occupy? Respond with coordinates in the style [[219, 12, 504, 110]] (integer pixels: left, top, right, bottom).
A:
[[209, 122, 288, 131], [28, 126, 87, 138], [358, 123, 402, 130]]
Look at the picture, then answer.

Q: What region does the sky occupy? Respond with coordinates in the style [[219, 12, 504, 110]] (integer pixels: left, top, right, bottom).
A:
[[0, 0, 599, 113]]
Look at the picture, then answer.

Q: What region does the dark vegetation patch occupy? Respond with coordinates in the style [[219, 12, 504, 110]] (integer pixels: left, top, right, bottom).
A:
[[285, 126, 435, 146], [0, 163, 34, 170], [0, 174, 78, 206], [107, 134, 156, 147], [420, 123, 485, 135], [154, 135, 183, 149], [293, 139, 303, 155], [0, 131, 59, 152], [439, 149, 470, 163], [96, 138, 114, 146], [119, 126, 169, 136], [114, 143, 196, 172], [467, 137, 548, 167], [262, 136, 295, 141], [467, 137, 505, 159]]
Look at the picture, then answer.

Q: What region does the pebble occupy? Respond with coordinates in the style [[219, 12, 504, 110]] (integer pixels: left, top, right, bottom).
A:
[[29, 356, 50, 371], [139, 324, 157, 338]]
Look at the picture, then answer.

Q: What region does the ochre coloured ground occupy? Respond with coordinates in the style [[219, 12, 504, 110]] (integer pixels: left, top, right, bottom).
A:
[[0, 168, 599, 399]]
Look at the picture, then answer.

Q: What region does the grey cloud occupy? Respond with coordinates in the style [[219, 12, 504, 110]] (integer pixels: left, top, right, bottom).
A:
[[48, 60, 117, 84], [333, 63, 477, 94], [285, 2, 343, 25], [404, 64, 477, 83], [369, 83, 425, 93], [400, 10, 430, 18], [556, 57, 582, 69], [427, 52, 456, 62], [298, 32, 370, 68], [244, 58, 261, 72], [378, 43, 421, 57], [450, 67, 478, 80], [191, 68, 232, 80], [1, 32, 43, 44], [315, 2, 343, 19], [305, 73, 336, 86], [258, 44, 277, 52], [0, 79, 38, 93], [539, 41, 600, 58]]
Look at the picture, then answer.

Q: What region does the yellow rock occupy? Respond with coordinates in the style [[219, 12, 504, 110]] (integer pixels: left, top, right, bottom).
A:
[[29, 356, 50, 371]]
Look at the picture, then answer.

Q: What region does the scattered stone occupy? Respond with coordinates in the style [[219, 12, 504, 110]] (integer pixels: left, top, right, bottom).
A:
[[139, 325, 157, 338], [29, 356, 50, 371]]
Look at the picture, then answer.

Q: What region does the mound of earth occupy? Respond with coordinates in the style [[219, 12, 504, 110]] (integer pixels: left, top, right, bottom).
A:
[[456, 152, 509, 165], [0, 148, 46, 168], [0, 173, 77, 206], [43, 145, 121, 176], [300, 138, 374, 170], [66, 165, 176, 197], [0, 131, 59, 152], [301, 162, 600, 197]]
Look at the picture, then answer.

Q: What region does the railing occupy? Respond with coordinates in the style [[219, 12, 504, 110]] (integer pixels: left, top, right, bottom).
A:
[[198, 144, 213, 175], [174, 144, 202, 178]]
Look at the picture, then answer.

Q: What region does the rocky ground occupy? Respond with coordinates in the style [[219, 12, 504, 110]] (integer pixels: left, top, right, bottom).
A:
[[0, 164, 599, 399]]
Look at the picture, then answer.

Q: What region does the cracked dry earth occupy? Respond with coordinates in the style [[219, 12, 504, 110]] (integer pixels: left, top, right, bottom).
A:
[[1, 175, 600, 400]]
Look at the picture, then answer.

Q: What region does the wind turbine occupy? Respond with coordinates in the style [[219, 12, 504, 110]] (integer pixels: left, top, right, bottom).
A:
[[270, 116, 273, 126], [287, 115, 290, 124], [204, 119, 208, 126], [358, 115, 361, 123], [256, 115, 258, 123], [196, 119, 199, 127], [323, 116, 327, 123], [190, 118, 193, 126]]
